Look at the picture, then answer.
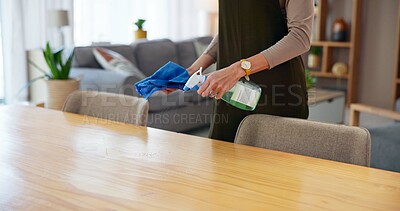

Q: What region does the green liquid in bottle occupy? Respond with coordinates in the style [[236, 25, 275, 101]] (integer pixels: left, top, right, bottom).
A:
[[221, 80, 262, 111]]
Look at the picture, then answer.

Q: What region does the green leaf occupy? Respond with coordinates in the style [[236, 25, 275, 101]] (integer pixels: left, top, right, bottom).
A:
[[42, 42, 73, 80], [310, 47, 322, 55], [43, 43, 59, 79], [43, 42, 63, 79], [63, 52, 74, 79], [134, 19, 146, 30], [54, 49, 65, 79], [305, 69, 316, 90], [43, 51, 56, 79]]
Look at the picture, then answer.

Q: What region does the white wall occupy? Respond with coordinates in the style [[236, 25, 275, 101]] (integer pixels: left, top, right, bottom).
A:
[[358, 0, 399, 108], [73, 0, 203, 46]]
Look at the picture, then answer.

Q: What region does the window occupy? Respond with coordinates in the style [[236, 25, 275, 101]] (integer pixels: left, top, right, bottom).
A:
[[0, 18, 4, 103], [73, 0, 200, 46]]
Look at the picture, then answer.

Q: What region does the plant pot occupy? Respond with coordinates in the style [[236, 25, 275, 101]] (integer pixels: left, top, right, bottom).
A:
[[45, 79, 79, 110], [308, 54, 321, 69], [135, 29, 147, 40]]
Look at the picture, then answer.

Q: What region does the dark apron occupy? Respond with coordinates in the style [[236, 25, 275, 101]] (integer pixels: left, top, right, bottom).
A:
[[209, 0, 309, 142]]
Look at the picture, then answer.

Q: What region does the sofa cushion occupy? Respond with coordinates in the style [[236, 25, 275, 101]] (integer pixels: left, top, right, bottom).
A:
[[176, 40, 197, 69], [193, 41, 217, 74], [147, 91, 191, 112], [132, 39, 179, 76], [73, 45, 137, 68], [175, 36, 213, 70], [147, 89, 212, 112], [92, 48, 146, 79], [195, 36, 213, 45], [70, 68, 140, 96]]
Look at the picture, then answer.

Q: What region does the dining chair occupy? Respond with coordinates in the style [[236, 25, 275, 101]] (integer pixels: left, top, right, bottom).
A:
[[62, 91, 149, 126], [234, 114, 371, 166]]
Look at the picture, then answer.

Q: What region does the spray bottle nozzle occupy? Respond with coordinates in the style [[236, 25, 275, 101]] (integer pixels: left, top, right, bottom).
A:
[[183, 67, 207, 91]]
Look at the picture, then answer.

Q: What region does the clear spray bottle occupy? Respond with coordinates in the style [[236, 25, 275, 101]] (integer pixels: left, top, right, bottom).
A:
[[183, 67, 262, 111]]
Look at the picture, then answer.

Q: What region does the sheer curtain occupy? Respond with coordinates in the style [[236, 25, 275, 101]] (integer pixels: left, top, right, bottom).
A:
[[74, 0, 202, 46], [0, 0, 73, 103], [0, 19, 4, 101]]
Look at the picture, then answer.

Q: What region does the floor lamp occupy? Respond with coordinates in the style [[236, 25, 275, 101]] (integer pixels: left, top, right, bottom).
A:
[[48, 10, 69, 48]]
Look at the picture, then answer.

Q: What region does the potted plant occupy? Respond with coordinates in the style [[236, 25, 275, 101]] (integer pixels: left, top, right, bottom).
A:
[[305, 69, 317, 90], [134, 19, 147, 40], [308, 46, 322, 69], [29, 42, 78, 110]]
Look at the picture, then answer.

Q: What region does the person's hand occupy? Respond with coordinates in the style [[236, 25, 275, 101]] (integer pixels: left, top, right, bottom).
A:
[[160, 66, 198, 95], [161, 88, 178, 94], [197, 62, 245, 99], [160, 54, 216, 95]]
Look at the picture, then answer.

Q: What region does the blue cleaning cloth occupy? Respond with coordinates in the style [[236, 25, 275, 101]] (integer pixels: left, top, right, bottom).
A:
[[135, 62, 190, 99]]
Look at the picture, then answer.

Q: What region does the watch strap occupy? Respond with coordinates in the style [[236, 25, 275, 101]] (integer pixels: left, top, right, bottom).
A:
[[241, 59, 251, 81]]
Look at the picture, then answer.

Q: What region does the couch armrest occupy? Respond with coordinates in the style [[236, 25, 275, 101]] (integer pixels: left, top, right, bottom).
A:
[[70, 68, 141, 96], [349, 104, 400, 126]]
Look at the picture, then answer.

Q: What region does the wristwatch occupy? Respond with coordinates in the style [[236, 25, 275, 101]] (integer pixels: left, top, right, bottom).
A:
[[241, 59, 251, 81]]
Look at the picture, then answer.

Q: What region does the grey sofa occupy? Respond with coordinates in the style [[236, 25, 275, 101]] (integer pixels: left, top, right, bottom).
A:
[[70, 37, 214, 132]]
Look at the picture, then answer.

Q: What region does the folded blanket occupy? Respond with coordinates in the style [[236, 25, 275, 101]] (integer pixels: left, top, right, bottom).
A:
[[135, 62, 190, 99]]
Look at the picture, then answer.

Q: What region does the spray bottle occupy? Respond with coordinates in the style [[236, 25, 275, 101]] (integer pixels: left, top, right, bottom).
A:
[[183, 67, 262, 111]]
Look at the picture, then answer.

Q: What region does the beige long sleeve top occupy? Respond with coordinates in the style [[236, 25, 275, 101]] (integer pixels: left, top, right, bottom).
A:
[[204, 0, 314, 69]]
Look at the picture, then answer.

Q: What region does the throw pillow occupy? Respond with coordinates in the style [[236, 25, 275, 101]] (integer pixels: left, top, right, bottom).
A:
[[93, 48, 146, 79], [193, 41, 217, 74]]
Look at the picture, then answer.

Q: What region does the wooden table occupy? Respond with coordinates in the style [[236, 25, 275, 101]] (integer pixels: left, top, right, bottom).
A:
[[1, 106, 399, 210]]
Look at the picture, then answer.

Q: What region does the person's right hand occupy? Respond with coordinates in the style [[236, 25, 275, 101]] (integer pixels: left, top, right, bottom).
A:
[[161, 54, 216, 95], [160, 66, 197, 95]]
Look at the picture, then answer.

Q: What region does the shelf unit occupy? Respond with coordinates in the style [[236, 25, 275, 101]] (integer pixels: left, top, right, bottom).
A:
[[311, 41, 352, 48], [307, 0, 362, 105], [393, 4, 400, 110], [311, 71, 349, 79]]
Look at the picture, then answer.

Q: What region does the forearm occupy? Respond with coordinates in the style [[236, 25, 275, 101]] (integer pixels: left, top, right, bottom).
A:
[[247, 54, 270, 74], [187, 53, 216, 75], [228, 54, 270, 78]]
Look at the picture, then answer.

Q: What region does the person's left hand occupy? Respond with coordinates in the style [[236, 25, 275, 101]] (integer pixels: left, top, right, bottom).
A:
[[198, 62, 245, 99]]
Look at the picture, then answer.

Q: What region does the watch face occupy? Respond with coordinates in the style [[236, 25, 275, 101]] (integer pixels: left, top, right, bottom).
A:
[[241, 61, 251, 69]]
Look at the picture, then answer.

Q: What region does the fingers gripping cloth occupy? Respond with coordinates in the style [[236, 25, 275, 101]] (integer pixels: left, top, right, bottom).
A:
[[134, 62, 190, 99]]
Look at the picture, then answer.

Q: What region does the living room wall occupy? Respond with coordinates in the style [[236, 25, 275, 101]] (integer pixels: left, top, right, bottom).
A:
[[323, 0, 398, 109], [358, 0, 399, 109]]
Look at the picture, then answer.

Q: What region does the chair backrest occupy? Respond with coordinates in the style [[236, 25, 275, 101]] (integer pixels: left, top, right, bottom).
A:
[[235, 114, 371, 166], [62, 91, 149, 126]]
